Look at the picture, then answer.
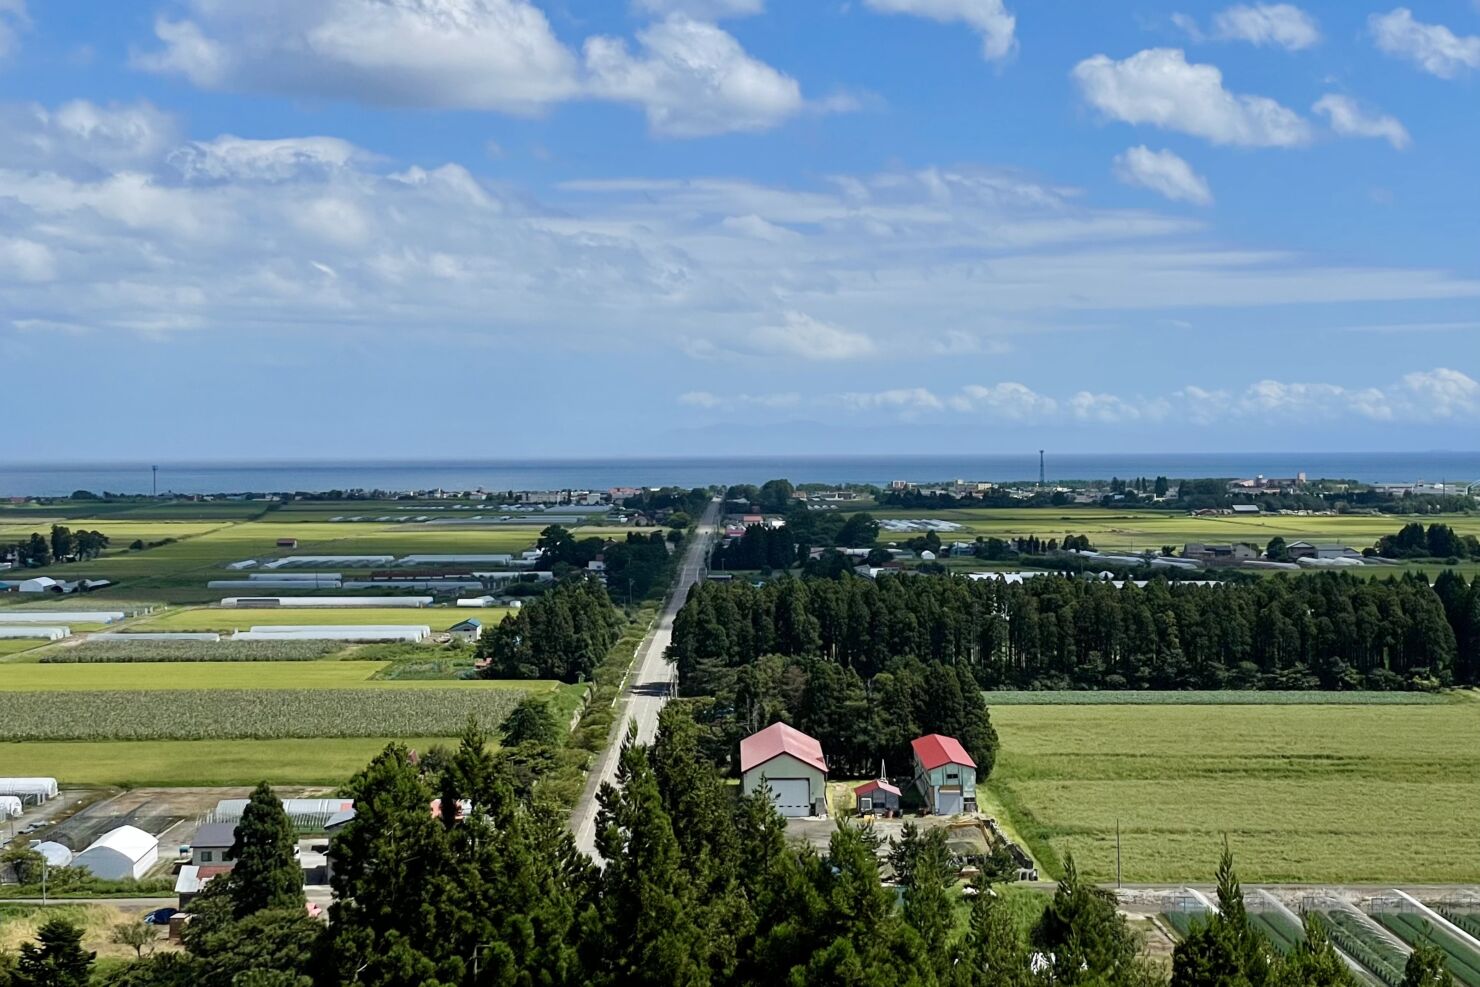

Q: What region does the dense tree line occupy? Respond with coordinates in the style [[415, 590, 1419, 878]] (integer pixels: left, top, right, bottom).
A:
[[536, 525, 680, 598], [670, 570, 1476, 690], [621, 485, 712, 517], [2, 525, 108, 568], [710, 510, 880, 573], [1375, 522, 1480, 561], [476, 578, 625, 682]]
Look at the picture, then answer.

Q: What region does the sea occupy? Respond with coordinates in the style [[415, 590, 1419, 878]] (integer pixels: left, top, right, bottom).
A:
[[1, 453, 1477, 498]]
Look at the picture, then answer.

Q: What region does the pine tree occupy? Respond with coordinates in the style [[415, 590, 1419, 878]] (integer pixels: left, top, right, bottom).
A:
[[899, 826, 956, 981], [952, 877, 1031, 987], [15, 917, 94, 987], [1401, 939, 1454, 987], [228, 783, 305, 919], [1032, 854, 1139, 985], [1268, 915, 1355, 987]]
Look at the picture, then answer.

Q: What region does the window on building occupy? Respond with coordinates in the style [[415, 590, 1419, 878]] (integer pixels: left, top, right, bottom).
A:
[[200, 851, 212, 863]]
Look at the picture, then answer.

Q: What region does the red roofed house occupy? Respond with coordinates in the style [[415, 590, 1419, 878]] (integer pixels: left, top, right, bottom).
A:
[[910, 734, 977, 815], [740, 722, 828, 817], [854, 779, 901, 816]]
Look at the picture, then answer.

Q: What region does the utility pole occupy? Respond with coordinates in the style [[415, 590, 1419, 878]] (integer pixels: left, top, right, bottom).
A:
[[1115, 818, 1122, 889], [1039, 450, 1045, 488], [151, 465, 158, 497]]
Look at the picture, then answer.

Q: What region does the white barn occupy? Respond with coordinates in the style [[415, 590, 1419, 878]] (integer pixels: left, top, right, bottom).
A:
[[74, 826, 159, 880]]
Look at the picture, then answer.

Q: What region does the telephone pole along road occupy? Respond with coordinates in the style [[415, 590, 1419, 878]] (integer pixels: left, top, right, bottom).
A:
[[570, 497, 721, 860]]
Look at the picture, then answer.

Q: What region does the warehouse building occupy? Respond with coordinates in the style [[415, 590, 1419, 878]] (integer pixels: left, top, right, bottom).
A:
[[739, 722, 828, 818]]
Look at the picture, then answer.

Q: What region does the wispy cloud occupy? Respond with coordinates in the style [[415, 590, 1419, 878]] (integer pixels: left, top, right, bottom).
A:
[[1313, 94, 1410, 149], [1112, 146, 1213, 205], [861, 0, 1017, 62], [1369, 8, 1480, 78]]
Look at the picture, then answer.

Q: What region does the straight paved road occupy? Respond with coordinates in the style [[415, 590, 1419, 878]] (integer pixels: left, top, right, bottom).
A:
[[570, 497, 720, 859]]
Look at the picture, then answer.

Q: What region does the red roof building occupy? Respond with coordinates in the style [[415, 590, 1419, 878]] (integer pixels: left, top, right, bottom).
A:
[[910, 734, 978, 815], [740, 722, 827, 774], [910, 734, 976, 772]]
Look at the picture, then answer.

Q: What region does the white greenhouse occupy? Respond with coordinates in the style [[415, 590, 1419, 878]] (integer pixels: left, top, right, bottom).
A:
[[0, 778, 59, 800], [32, 841, 74, 868], [0, 796, 22, 818], [208, 579, 343, 590], [0, 626, 68, 640], [220, 596, 433, 608], [231, 625, 431, 643], [74, 826, 159, 880], [0, 611, 124, 623]]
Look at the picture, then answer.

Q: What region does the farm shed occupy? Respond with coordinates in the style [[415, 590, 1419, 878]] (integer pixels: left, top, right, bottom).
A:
[[74, 825, 159, 880], [396, 554, 513, 566], [31, 842, 73, 868], [0, 778, 59, 801], [340, 580, 483, 591], [457, 596, 498, 608], [225, 560, 258, 570], [16, 577, 61, 593], [740, 722, 828, 818], [0, 626, 68, 640], [247, 572, 344, 582], [263, 556, 394, 569], [90, 632, 221, 642], [911, 734, 977, 815], [448, 618, 483, 643], [276, 539, 299, 548], [220, 596, 433, 608], [0, 795, 21, 818], [0, 611, 124, 624], [854, 780, 901, 816]]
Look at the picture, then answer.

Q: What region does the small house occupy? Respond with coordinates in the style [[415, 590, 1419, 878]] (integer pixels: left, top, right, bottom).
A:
[[1283, 541, 1318, 560], [854, 779, 901, 816], [739, 722, 828, 818], [448, 618, 483, 643], [189, 823, 238, 867], [911, 734, 977, 815]]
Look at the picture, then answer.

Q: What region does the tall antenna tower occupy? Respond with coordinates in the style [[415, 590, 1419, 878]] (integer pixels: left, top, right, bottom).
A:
[[152, 465, 158, 497], [1039, 450, 1045, 488]]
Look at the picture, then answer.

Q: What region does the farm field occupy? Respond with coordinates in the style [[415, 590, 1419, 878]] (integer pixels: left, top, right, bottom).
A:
[[127, 605, 513, 633], [873, 507, 1480, 554], [985, 690, 1452, 706], [984, 698, 1480, 884], [0, 737, 464, 786], [0, 498, 633, 605], [0, 660, 560, 690]]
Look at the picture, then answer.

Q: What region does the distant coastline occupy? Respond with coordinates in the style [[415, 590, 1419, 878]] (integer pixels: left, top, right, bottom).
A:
[[1, 452, 1477, 498]]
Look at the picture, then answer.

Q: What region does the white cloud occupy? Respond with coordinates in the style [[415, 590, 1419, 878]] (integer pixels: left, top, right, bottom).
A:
[[947, 383, 1058, 419], [750, 311, 877, 361], [1370, 8, 1480, 78], [135, 0, 581, 113], [1312, 94, 1410, 150], [169, 136, 361, 182], [0, 237, 56, 282], [861, 0, 1017, 62], [1112, 146, 1213, 205], [0, 0, 27, 59], [1211, 4, 1320, 50], [1072, 48, 1311, 148], [718, 214, 801, 242], [134, 1, 819, 138], [1069, 391, 1171, 424], [634, 0, 763, 17], [584, 17, 807, 136], [0, 100, 177, 175], [678, 390, 799, 409], [1399, 368, 1480, 418], [837, 388, 945, 413]]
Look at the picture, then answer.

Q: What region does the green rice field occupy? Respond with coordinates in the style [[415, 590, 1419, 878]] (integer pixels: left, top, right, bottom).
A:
[[0, 660, 555, 690], [0, 737, 466, 787], [985, 690, 1453, 706], [984, 696, 1480, 884]]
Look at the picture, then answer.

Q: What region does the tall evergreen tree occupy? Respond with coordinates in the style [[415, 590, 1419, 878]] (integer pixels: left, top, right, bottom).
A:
[[228, 783, 305, 919], [14, 918, 93, 987], [952, 876, 1031, 987], [1268, 916, 1355, 987], [1032, 854, 1139, 986]]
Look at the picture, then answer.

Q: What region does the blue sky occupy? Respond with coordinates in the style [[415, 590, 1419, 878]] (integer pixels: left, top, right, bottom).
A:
[[1, 0, 1478, 459]]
